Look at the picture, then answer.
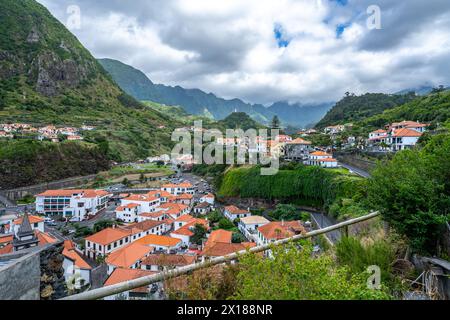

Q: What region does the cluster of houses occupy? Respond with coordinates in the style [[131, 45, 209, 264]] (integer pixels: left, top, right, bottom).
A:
[[0, 177, 310, 299], [0, 123, 95, 142], [0, 213, 57, 255], [213, 133, 339, 168], [367, 121, 428, 151]]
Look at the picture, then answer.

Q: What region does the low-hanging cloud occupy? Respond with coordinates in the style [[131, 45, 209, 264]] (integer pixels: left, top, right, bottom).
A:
[[37, 0, 450, 104]]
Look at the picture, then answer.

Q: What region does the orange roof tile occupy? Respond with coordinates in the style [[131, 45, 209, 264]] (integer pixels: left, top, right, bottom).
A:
[[208, 229, 232, 244], [136, 234, 181, 247], [175, 215, 194, 223], [0, 235, 13, 245], [13, 215, 44, 225], [392, 128, 423, 137], [310, 151, 332, 157], [104, 268, 156, 293], [105, 242, 154, 268], [123, 220, 166, 233], [141, 254, 196, 267], [224, 205, 249, 215], [63, 240, 92, 270], [0, 244, 13, 255], [36, 230, 57, 245], [258, 221, 306, 240], [85, 228, 130, 246]]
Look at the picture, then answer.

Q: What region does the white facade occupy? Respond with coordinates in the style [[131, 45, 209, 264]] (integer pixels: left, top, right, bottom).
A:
[[35, 190, 110, 221], [115, 204, 141, 223], [223, 206, 251, 221], [238, 216, 270, 242]]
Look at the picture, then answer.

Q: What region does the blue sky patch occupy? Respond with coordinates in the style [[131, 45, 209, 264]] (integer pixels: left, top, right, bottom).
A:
[[336, 22, 351, 38], [273, 23, 291, 48]]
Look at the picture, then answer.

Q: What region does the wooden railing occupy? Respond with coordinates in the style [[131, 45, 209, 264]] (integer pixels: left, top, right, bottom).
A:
[[61, 211, 381, 300]]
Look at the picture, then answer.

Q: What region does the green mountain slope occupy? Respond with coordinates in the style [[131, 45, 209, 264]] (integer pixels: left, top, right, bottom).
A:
[[98, 58, 332, 127], [0, 0, 178, 163], [315, 93, 417, 128], [360, 89, 450, 130]]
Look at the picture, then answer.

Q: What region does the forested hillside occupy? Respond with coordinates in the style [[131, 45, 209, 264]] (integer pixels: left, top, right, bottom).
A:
[[0, 0, 178, 164], [315, 93, 417, 128]]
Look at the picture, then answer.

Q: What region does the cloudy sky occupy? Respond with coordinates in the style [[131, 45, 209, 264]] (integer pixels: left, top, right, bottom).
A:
[[37, 0, 450, 105]]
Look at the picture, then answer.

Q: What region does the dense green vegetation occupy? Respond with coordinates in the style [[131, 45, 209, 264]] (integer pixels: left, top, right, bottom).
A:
[[233, 244, 392, 300], [367, 133, 450, 254], [316, 92, 417, 128], [175, 243, 392, 300], [218, 165, 364, 214], [359, 89, 450, 130], [336, 237, 400, 291], [0, 0, 179, 163], [217, 112, 266, 132], [0, 140, 109, 189]]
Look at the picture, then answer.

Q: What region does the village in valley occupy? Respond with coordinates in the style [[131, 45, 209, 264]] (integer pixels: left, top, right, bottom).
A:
[[0, 123, 95, 142], [0, 118, 430, 299]]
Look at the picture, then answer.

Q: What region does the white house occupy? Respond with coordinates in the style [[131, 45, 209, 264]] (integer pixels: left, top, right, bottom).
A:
[[306, 151, 338, 168], [35, 189, 111, 221], [388, 128, 423, 151], [84, 227, 132, 259], [120, 194, 161, 213], [238, 216, 270, 242], [115, 203, 141, 223], [200, 193, 215, 205], [193, 202, 211, 215], [62, 240, 92, 289], [161, 182, 194, 196], [12, 215, 45, 235], [223, 205, 251, 222]]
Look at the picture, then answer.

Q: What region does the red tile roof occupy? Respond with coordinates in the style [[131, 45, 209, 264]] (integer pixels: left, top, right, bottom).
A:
[[141, 254, 196, 267], [392, 128, 423, 137], [85, 228, 130, 246], [105, 242, 154, 268], [224, 205, 249, 215], [258, 221, 306, 240], [13, 215, 44, 225], [104, 268, 156, 293], [63, 240, 92, 270]]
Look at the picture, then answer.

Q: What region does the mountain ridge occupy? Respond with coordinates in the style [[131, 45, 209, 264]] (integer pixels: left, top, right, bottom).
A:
[[98, 58, 333, 128]]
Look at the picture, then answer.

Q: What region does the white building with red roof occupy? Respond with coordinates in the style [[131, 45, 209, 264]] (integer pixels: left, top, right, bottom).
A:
[[306, 151, 338, 168], [223, 205, 251, 222], [62, 240, 92, 288], [35, 189, 111, 221], [388, 128, 423, 151], [161, 182, 194, 196]]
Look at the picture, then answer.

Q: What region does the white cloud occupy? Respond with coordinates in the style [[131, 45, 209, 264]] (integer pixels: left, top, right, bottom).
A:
[[37, 0, 450, 104]]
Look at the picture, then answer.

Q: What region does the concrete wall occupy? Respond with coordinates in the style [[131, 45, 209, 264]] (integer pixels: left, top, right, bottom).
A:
[[0, 251, 41, 300], [0, 242, 66, 300], [335, 152, 377, 172]]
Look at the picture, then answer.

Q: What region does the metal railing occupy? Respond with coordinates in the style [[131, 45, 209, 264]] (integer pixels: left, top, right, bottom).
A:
[[61, 211, 380, 300]]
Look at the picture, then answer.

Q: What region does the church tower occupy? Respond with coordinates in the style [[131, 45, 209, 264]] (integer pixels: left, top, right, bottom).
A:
[[13, 212, 39, 252]]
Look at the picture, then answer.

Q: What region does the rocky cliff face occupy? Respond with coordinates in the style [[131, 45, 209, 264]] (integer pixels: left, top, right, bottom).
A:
[[32, 50, 90, 96]]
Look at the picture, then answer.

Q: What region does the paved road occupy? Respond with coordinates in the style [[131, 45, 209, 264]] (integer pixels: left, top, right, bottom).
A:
[[310, 212, 342, 244], [0, 194, 16, 207], [339, 163, 371, 178]]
